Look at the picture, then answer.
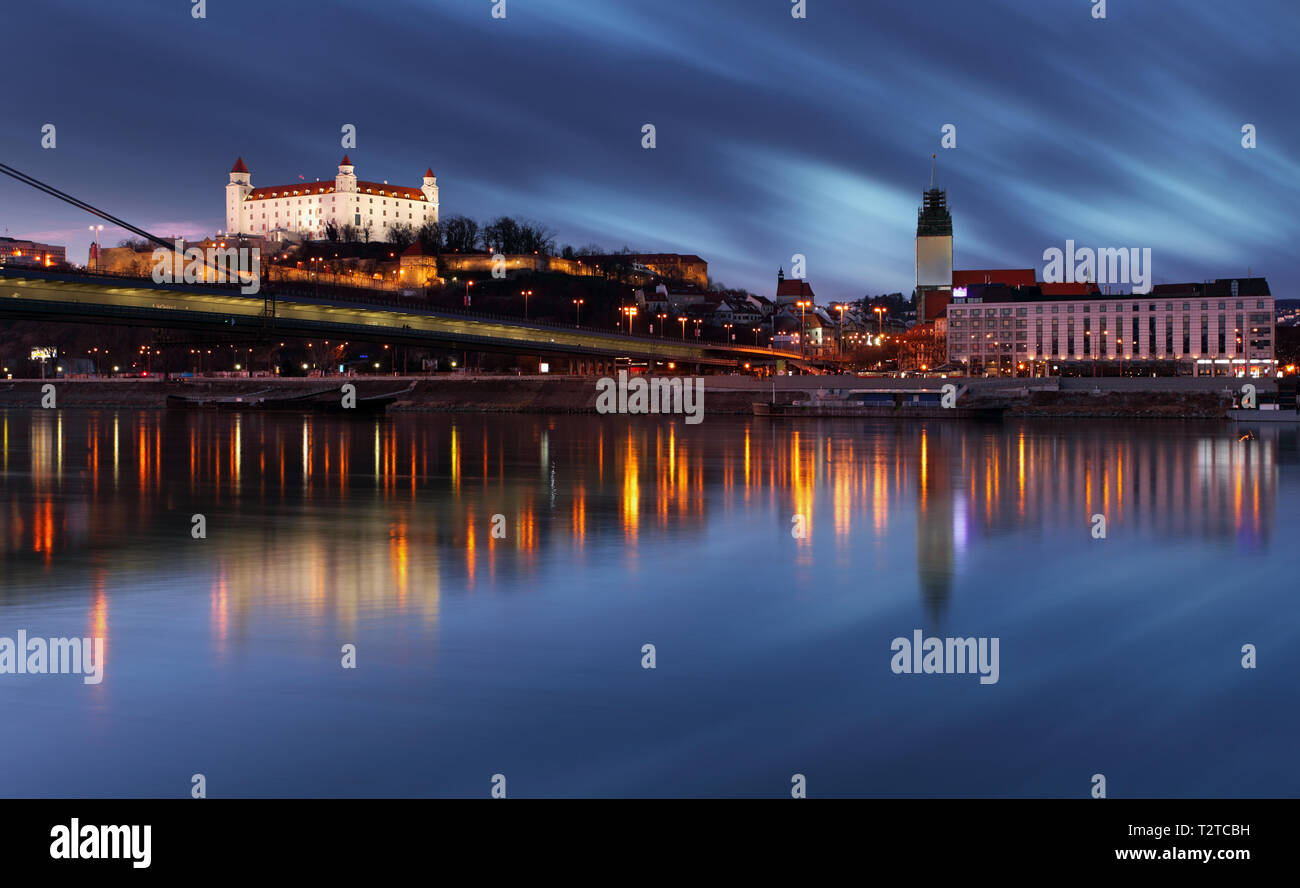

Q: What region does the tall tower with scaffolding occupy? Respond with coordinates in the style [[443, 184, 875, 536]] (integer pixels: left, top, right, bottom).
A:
[[915, 154, 953, 323]]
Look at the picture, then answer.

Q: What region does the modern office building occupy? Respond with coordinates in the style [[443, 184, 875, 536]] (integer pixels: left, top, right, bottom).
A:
[[915, 168, 953, 324], [946, 278, 1275, 376]]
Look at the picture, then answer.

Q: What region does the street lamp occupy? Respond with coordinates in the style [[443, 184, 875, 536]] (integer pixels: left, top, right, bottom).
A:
[[874, 306, 885, 335], [572, 298, 583, 327], [657, 312, 667, 337], [88, 224, 103, 272], [678, 316, 688, 340], [520, 289, 533, 319], [624, 305, 638, 335], [465, 279, 474, 307], [833, 304, 847, 357]]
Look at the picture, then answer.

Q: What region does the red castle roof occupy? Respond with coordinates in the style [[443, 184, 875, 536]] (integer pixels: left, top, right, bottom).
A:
[[231, 157, 249, 174], [340, 154, 352, 166], [244, 180, 427, 201]]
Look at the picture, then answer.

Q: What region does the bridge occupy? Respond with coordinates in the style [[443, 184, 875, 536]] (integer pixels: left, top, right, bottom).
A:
[[0, 267, 810, 372]]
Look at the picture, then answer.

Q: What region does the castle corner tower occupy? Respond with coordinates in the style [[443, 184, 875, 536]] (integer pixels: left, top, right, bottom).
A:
[[226, 157, 251, 234], [335, 154, 357, 193], [421, 168, 439, 221]]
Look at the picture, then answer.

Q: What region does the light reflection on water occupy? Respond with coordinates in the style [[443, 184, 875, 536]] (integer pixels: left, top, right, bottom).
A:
[[0, 409, 1296, 797]]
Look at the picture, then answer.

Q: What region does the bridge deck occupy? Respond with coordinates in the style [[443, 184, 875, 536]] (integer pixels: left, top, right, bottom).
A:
[[0, 269, 803, 367]]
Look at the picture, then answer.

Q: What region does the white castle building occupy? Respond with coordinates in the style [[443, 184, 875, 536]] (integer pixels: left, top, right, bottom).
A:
[[224, 155, 438, 242]]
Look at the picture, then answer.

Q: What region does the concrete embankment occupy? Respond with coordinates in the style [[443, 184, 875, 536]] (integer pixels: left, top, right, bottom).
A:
[[1003, 390, 1230, 418], [0, 375, 1267, 418], [0, 377, 752, 413]]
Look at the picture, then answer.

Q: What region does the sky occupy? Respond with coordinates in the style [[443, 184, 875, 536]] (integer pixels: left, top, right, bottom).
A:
[[3, 0, 1297, 301]]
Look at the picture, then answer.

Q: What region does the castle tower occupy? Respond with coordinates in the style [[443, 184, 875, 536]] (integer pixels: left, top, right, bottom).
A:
[[915, 155, 953, 323], [226, 157, 251, 235], [421, 167, 439, 222], [335, 154, 357, 193]]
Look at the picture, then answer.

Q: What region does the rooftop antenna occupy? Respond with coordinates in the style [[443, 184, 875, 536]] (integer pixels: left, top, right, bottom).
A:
[[929, 153, 937, 190]]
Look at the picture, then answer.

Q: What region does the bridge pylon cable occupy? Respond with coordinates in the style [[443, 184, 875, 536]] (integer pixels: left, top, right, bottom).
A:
[[0, 162, 250, 281]]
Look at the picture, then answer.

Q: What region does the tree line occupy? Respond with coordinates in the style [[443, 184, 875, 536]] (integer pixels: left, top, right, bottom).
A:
[[318, 215, 564, 257]]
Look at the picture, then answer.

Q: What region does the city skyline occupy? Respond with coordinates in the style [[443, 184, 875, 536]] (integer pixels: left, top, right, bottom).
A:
[[3, 0, 1296, 301]]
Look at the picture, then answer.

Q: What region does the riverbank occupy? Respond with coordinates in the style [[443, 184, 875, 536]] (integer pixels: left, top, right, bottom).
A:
[[0, 375, 1264, 418]]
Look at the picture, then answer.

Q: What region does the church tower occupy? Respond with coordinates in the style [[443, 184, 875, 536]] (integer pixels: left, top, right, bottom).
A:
[[421, 168, 439, 222], [226, 157, 251, 235], [915, 154, 953, 323]]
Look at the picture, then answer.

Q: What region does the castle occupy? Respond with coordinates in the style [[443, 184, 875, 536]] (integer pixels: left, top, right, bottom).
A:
[[224, 156, 438, 242]]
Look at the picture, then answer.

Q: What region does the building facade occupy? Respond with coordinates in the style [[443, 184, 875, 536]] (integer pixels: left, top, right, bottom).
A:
[[915, 168, 953, 323], [946, 279, 1276, 376], [225, 156, 438, 243], [583, 253, 708, 288], [0, 236, 66, 267]]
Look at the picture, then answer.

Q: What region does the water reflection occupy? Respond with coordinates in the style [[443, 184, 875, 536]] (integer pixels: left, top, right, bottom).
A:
[[0, 411, 1288, 629], [2, 409, 1296, 796]]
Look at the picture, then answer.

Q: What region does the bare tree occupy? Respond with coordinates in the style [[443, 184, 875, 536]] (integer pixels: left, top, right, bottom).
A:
[[388, 223, 417, 253], [481, 216, 522, 254], [442, 215, 481, 253], [416, 220, 442, 254], [518, 219, 556, 256]]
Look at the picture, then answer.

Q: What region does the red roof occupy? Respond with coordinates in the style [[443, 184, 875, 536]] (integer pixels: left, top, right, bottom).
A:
[[1038, 282, 1101, 296], [340, 154, 352, 166], [952, 268, 1035, 287], [776, 278, 816, 300], [922, 290, 953, 321], [231, 157, 248, 174], [401, 241, 430, 257], [424, 168, 434, 178], [244, 180, 427, 201]]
